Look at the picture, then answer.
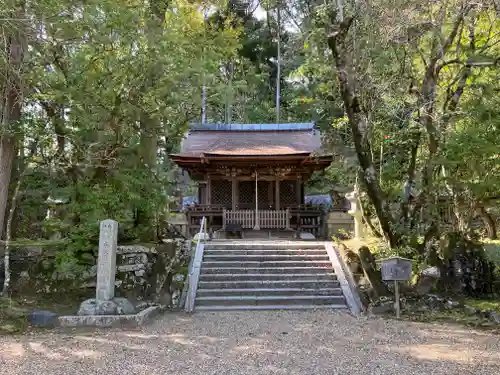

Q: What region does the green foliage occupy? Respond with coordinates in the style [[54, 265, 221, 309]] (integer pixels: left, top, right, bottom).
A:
[[2, 0, 500, 280], [1, 0, 242, 273], [483, 240, 500, 266]]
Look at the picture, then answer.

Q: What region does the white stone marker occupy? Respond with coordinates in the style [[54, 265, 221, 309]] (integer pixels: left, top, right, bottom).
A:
[[96, 219, 118, 301]]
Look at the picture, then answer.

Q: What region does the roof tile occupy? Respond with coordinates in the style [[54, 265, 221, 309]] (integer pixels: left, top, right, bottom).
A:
[[175, 129, 323, 157]]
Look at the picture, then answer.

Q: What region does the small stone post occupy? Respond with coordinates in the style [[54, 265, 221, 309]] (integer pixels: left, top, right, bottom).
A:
[[96, 219, 118, 301], [345, 189, 364, 240]]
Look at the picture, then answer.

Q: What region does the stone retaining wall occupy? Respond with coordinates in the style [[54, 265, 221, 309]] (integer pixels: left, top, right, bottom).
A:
[[0, 239, 189, 307], [327, 212, 354, 238]]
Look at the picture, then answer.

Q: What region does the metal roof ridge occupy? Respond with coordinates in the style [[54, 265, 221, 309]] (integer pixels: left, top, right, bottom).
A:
[[188, 122, 316, 131]]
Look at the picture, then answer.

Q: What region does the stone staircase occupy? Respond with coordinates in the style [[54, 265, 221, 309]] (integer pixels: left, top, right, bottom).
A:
[[192, 242, 359, 312]]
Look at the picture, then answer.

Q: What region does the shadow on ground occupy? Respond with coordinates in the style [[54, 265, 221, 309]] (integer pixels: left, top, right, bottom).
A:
[[1, 310, 499, 375]]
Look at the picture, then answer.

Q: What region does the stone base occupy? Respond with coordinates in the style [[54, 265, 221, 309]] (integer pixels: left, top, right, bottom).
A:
[[298, 232, 316, 240], [58, 306, 162, 328], [78, 297, 136, 316]]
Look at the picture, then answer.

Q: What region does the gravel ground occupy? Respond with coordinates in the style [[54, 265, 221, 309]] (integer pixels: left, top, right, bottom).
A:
[[1, 310, 500, 375]]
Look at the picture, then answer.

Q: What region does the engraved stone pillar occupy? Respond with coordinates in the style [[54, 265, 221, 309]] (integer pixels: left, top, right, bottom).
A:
[[96, 219, 118, 301]]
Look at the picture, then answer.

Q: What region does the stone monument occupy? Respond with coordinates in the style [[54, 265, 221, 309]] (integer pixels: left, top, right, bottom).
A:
[[78, 219, 135, 316], [345, 188, 364, 240], [96, 219, 118, 300]]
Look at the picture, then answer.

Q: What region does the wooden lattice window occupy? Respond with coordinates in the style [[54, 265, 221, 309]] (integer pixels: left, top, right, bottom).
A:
[[280, 180, 296, 206], [239, 181, 254, 205], [258, 181, 270, 207], [211, 180, 232, 207]]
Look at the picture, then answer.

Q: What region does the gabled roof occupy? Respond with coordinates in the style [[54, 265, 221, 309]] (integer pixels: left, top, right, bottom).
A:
[[171, 124, 327, 158], [189, 122, 315, 131]]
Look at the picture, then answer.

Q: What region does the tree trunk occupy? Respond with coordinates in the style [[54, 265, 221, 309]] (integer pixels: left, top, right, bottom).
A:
[[410, 5, 471, 223], [133, 0, 167, 241], [1, 171, 23, 296], [359, 196, 382, 238], [358, 246, 391, 298], [400, 132, 420, 223], [477, 205, 497, 240], [0, 5, 25, 240], [139, 114, 158, 169], [327, 17, 399, 248], [0, 138, 16, 240], [40, 102, 66, 159]]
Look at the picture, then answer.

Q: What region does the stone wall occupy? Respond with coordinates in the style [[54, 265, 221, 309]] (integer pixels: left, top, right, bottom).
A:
[[327, 211, 354, 238], [0, 239, 189, 307]]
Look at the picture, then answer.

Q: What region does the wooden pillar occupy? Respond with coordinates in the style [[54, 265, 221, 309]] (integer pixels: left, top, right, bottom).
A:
[[267, 181, 273, 208], [275, 179, 280, 210], [253, 170, 260, 230], [206, 176, 211, 205], [231, 178, 237, 211], [296, 175, 302, 205], [296, 175, 302, 231]]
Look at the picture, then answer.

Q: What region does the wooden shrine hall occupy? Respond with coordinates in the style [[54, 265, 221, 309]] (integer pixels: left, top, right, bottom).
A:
[[170, 123, 333, 238]]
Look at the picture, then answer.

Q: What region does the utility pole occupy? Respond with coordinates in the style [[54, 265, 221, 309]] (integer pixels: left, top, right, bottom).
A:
[[201, 87, 206, 124], [336, 0, 344, 22], [275, 3, 281, 124], [201, 9, 208, 124], [225, 61, 234, 125]]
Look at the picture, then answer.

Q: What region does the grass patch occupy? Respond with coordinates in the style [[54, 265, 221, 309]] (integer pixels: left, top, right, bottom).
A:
[[483, 240, 500, 264], [1, 238, 69, 248], [464, 298, 500, 312], [0, 291, 90, 335], [398, 309, 500, 333], [338, 236, 384, 254], [0, 297, 29, 334]]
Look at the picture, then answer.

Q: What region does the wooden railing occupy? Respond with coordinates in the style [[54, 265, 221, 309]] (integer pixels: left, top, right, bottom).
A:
[[259, 209, 290, 229], [185, 204, 224, 212], [222, 209, 290, 230], [223, 209, 255, 229]]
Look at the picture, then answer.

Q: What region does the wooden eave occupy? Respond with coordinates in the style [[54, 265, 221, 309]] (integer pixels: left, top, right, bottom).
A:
[[170, 153, 332, 166]]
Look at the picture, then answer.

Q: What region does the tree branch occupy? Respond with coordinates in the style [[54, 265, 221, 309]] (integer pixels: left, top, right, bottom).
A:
[[327, 16, 399, 248]]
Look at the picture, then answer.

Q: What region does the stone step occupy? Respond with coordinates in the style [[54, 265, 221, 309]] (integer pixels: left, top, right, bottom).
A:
[[198, 279, 341, 289], [197, 287, 343, 297], [189, 242, 357, 313], [200, 266, 333, 275], [202, 261, 333, 269], [198, 273, 337, 282], [203, 254, 330, 262], [204, 249, 327, 256], [195, 304, 348, 311], [203, 243, 324, 251], [195, 295, 346, 307]]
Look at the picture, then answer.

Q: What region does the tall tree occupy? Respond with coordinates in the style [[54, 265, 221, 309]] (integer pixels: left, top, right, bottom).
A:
[[0, 1, 26, 241], [323, 0, 500, 249]]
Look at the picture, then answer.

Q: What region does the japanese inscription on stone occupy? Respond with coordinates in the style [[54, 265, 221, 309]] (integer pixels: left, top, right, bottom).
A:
[[96, 219, 118, 301]]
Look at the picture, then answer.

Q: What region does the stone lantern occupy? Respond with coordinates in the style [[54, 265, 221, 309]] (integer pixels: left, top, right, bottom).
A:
[[345, 188, 364, 240]]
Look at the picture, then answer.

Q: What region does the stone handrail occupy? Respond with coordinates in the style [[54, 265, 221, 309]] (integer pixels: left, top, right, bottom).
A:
[[184, 216, 207, 312]]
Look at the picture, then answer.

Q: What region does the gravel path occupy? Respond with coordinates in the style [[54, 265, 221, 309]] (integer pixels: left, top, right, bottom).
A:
[[1, 310, 499, 375]]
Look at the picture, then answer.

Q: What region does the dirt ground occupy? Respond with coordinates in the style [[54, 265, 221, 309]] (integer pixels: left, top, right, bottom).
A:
[[1, 309, 499, 375]]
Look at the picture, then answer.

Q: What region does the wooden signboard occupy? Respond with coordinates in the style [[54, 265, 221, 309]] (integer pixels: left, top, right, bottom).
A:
[[380, 256, 413, 319], [381, 256, 412, 281]]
